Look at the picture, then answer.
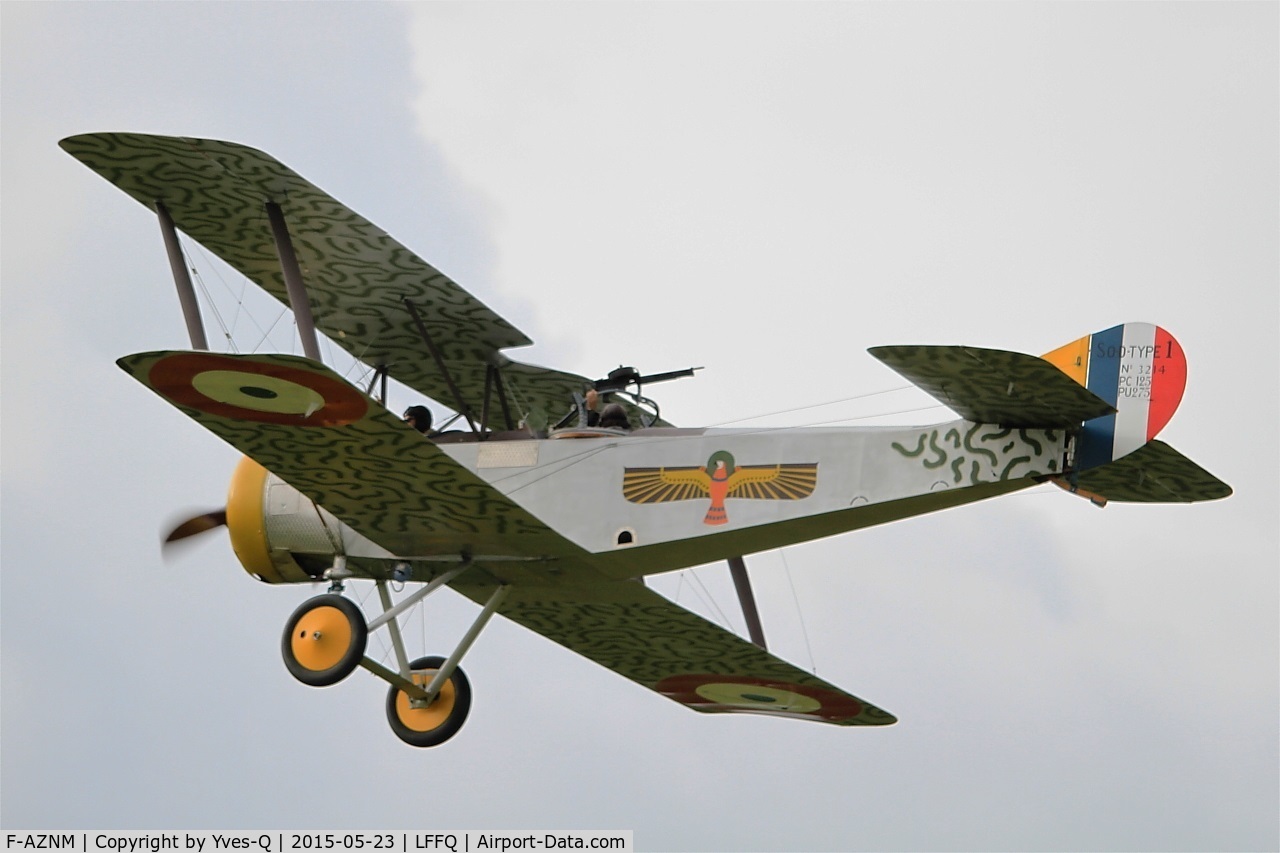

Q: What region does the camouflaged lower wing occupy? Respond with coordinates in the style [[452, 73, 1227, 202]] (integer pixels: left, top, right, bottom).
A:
[[447, 576, 897, 727], [870, 345, 1116, 428]]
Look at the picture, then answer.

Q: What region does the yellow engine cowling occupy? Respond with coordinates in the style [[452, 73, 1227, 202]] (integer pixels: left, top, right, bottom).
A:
[[225, 456, 345, 583]]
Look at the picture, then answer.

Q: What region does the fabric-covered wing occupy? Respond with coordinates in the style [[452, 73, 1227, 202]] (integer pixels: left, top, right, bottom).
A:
[[870, 345, 1115, 428], [622, 467, 711, 503], [61, 132, 599, 425], [727, 464, 819, 500], [1073, 440, 1232, 503], [117, 349, 580, 559], [447, 576, 896, 726]]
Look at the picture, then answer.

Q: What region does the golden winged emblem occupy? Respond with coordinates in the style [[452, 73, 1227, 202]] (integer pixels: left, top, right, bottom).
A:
[[623, 450, 818, 526]]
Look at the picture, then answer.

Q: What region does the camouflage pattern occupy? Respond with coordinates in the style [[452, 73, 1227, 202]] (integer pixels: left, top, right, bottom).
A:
[[871, 344, 1115, 427], [1073, 440, 1232, 502], [62, 132, 620, 428]]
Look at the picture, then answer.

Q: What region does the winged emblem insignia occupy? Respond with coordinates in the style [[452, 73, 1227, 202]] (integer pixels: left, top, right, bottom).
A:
[[623, 450, 818, 525]]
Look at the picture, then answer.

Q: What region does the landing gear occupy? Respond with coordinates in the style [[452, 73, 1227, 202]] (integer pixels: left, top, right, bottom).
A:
[[281, 594, 367, 686], [385, 656, 472, 747], [278, 561, 508, 748]]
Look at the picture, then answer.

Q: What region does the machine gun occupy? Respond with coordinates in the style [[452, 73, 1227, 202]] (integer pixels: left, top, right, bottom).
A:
[[592, 365, 702, 394], [554, 365, 703, 430]]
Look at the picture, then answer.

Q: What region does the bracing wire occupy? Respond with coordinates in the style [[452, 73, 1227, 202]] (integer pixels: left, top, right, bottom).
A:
[[686, 568, 734, 632], [187, 261, 235, 350], [709, 384, 916, 428], [187, 238, 295, 355], [670, 572, 687, 606], [249, 310, 290, 354], [803, 402, 947, 427], [184, 234, 387, 389], [780, 549, 818, 675], [350, 583, 396, 669], [184, 237, 286, 353]]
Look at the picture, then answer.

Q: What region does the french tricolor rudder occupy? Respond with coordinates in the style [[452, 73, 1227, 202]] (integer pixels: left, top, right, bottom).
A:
[[1043, 323, 1187, 471]]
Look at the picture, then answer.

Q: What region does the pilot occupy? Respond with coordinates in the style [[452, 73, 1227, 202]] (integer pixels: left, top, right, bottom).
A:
[[403, 405, 433, 435], [598, 403, 631, 430], [584, 389, 601, 422], [584, 391, 631, 430]]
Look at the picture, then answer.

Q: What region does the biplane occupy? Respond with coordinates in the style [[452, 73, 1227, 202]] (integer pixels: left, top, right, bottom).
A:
[[61, 132, 1232, 747]]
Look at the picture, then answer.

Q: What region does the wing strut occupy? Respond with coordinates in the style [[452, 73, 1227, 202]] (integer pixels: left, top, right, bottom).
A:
[[483, 364, 517, 432], [403, 297, 479, 433], [365, 364, 390, 404], [155, 201, 209, 350], [265, 201, 322, 361], [727, 556, 767, 650]]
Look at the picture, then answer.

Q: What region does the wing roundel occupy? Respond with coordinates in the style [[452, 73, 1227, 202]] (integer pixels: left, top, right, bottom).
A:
[[622, 467, 711, 504]]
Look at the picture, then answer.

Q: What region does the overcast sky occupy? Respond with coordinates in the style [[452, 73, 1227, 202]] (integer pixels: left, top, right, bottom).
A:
[[2, 3, 1276, 851]]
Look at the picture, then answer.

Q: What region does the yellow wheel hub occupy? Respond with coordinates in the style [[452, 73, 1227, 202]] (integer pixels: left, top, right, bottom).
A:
[[290, 605, 355, 672], [395, 672, 457, 733]]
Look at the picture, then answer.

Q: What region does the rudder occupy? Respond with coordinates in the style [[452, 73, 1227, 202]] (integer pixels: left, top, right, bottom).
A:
[[1043, 323, 1187, 470]]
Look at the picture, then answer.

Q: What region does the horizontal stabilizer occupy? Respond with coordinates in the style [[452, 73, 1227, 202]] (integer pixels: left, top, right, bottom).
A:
[[1069, 440, 1231, 503], [869, 345, 1115, 428]]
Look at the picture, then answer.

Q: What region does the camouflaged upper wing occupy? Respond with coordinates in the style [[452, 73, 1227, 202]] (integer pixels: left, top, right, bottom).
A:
[[62, 132, 599, 426]]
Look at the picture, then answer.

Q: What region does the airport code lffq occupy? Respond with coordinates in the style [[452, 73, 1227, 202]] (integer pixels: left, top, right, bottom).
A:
[[3, 833, 633, 853]]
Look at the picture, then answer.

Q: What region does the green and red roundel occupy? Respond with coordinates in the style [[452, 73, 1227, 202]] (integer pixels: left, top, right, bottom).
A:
[[655, 673, 865, 722], [148, 352, 367, 426]]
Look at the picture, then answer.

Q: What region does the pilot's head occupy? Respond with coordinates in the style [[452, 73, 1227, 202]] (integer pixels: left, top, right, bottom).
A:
[[403, 405, 432, 433], [599, 403, 630, 430]]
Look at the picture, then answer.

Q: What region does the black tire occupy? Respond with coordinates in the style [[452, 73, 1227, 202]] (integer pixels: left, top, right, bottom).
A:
[[385, 655, 472, 747], [281, 594, 367, 687]]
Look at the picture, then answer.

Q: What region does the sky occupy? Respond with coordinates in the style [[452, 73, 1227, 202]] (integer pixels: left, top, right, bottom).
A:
[[2, 3, 1277, 851]]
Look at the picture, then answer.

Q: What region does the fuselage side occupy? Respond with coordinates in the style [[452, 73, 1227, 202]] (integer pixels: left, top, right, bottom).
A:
[[242, 420, 1065, 583]]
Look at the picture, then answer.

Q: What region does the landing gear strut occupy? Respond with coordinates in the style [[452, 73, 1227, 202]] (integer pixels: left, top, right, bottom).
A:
[[279, 561, 509, 748]]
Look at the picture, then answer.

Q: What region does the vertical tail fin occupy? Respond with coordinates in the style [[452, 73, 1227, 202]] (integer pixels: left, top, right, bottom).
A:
[[1043, 323, 1187, 470]]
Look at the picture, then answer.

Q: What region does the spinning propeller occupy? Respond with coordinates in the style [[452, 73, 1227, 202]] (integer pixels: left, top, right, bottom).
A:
[[162, 509, 228, 548]]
